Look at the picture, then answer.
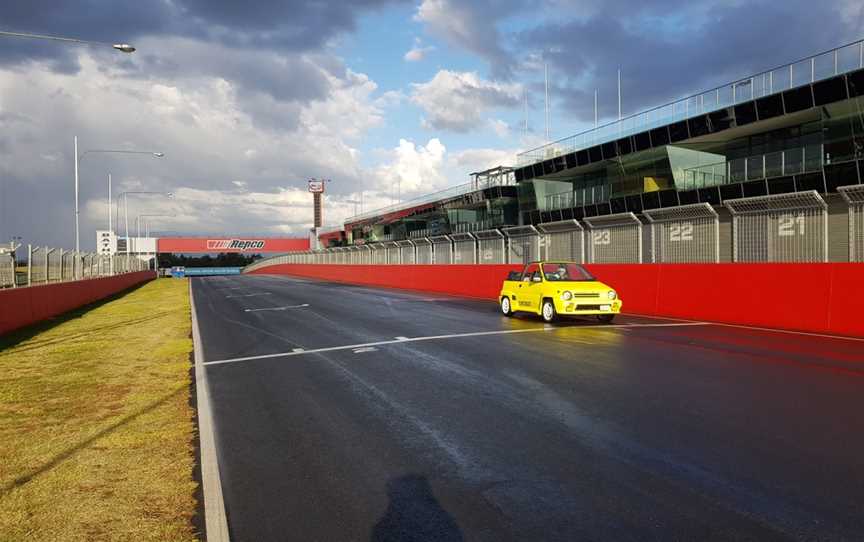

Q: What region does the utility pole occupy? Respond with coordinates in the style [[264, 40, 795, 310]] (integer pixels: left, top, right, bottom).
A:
[[594, 89, 598, 128], [544, 62, 550, 142], [618, 68, 622, 120]]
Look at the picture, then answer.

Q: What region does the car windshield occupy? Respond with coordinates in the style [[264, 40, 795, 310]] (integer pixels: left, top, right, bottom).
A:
[[542, 263, 595, 282]]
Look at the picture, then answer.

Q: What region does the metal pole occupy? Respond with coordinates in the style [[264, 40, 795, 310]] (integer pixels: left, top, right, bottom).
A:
[[124, 193, 130, 271], [617, 68, 621, 120], [74, 136, 79, 278], [544, 62, 550, 143], [594, 89, 598, 128], [27, 244, 32, 286]]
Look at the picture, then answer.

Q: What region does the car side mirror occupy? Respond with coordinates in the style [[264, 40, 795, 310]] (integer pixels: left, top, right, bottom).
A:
[[532, 275, 542, 283]]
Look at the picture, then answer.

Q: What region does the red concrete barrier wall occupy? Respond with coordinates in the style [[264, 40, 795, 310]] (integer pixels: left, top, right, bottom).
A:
[[0, 271, 156, 336], [248, 263, 864, 338]]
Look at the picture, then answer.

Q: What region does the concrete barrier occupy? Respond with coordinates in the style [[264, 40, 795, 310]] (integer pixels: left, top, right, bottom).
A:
[[248, 264, 864, 338], [0, 271, 156, 336]]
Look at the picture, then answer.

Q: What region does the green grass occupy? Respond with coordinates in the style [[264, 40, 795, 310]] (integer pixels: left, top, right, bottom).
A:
[[0, 278, 199, 541]]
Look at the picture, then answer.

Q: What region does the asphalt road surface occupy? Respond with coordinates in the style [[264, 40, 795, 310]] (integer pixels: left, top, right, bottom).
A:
[[192, 274, 864, 542]]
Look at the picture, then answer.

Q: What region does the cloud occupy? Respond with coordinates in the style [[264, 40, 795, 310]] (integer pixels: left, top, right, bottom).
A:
[[404, 37, 435, 62], [411, 70, 522, 132], [0, 47, 386, 246], [371, 138, 449, 198]]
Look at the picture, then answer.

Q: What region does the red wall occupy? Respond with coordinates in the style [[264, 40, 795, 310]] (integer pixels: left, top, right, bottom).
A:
[[157, 237, 309, 253], [248, 263, 864, 338], [0, 271, 155, 336]]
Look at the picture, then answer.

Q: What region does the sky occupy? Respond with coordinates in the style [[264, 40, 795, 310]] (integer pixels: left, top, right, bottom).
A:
[[0, 0, 862, 248]]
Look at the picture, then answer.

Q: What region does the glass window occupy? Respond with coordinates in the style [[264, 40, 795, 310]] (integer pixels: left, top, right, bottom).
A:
[[542, 263, 596, 282]]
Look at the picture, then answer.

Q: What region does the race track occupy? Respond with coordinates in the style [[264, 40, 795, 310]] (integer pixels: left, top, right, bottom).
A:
[[192, 274, 864, 541]]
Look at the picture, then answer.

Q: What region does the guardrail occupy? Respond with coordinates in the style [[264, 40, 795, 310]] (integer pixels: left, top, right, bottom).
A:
[[517, 39, 864, 166], [245, 185, 863, 270]]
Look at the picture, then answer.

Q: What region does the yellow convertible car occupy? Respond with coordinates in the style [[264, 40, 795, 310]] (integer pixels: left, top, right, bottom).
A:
[[499, 262, 622, 323]]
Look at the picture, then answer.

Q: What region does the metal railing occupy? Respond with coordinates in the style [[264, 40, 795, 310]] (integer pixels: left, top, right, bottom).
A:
[[682, 144, 830, 188], [346, 174, 517, 224], [518, 39, 864, 166], [1, 243, 149, 289], [244, 186, 864, 271]]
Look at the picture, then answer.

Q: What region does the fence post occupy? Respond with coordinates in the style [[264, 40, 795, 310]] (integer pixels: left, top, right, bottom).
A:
[[27, 244, 32, 286]]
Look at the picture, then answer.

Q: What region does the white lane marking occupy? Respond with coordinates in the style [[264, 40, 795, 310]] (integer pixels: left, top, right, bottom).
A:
[[292, 348, 305, 353], [189, 283, 230, 541], [710, 322, 864, 342], [244, 304, 310, 313], [226, 293, 273, 299], [394, 336, 409, 341], [353, 347, 378, 353], [203, 322, 712, 366]]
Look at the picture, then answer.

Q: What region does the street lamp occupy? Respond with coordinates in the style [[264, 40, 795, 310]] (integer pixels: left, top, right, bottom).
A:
[[119, 191, 173, 270], [0, 30, 136, 54], [137, 214, 175, 271], [73, 137, 165, 255]]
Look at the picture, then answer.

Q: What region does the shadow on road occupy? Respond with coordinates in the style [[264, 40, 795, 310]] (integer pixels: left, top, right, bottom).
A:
[[370, 475, 463, 542]]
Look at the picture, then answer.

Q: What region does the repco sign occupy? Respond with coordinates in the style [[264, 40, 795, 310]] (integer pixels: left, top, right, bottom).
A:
[[206, 239, 266, 251]]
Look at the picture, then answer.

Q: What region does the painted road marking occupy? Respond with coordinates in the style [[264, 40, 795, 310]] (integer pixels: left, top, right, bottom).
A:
[[244, 304, 310, 312], [226, 293, 273, 299], [353, 347, 378, 354], [203, 322, 711, 367], [292, 348, 305, 353], [394, 336, 409, 341]]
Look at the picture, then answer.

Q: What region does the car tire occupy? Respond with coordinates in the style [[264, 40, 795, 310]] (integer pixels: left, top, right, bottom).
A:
[[597, 314, 615, 324], [541, 299, 557, 323], [501, 296, 513, 317]]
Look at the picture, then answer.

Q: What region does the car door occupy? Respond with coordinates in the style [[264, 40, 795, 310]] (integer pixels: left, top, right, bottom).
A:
[[517, 263, 542, 313]]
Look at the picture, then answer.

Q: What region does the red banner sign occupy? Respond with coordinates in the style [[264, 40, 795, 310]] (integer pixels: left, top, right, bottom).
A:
[[156, 237, 310, 253]]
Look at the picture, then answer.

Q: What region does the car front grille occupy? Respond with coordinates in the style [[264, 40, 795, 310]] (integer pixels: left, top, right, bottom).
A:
[[576, 304, 603, 310], [572, 293, 600, 298]]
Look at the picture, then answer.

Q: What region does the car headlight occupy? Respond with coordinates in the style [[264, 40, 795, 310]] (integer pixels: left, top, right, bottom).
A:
[[561, 291, 573, 301], [607, 290, 617, 300]]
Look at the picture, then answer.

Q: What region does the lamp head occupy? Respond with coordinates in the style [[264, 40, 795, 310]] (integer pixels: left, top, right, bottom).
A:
[[113, 44, 136, 53]]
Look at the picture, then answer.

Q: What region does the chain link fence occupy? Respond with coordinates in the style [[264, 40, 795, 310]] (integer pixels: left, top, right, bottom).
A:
[[503, 226, 540, 264], [643, 203, 719, 263], [839, 185, 864, 262], [397, 240, 415, 264], [725, 191, 827, 262], [537, 220, 584, 262], [1, 244, 149, 290], [415, 238, 433, 264], [583, 213, 643, 263], [431, 236, 453, 264], [451, 233, 476, 264], [475, 229, 506, 264]]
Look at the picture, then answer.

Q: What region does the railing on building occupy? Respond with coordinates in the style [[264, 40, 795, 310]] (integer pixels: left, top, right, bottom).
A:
[[643, 203, 720, 263], [725, 191, 828, 262], [839, 185, 864, 262], [545, 184, 612, 212], [682, 144, 829, 189], [518, 39, 864, 166]]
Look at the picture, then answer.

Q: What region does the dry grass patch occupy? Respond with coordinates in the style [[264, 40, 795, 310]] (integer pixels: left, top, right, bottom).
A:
[[0, 278, 198, 541]]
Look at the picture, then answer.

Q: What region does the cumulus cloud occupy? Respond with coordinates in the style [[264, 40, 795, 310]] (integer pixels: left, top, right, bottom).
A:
[[371, 138, 449, 198], [411, 70, 521, 132], [404, 37, 435, 62]]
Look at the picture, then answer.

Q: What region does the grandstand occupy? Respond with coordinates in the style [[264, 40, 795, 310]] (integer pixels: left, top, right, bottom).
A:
[[300, 40, 864, 265]]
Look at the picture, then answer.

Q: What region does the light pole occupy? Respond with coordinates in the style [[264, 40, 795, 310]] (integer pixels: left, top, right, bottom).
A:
[[120, 191, 173, 271], [74, 140, 164, 255], [0, 30, 135, 53], [138, 214, 175, 271]]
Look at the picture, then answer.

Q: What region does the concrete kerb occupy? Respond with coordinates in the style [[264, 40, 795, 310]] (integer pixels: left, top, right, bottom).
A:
[[190, 279, 231, 541]]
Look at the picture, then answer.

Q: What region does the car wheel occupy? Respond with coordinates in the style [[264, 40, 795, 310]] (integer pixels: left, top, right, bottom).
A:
[[501, 296, 513, 317], [597, 314, 615, 324], [541, 299, 557, 323]]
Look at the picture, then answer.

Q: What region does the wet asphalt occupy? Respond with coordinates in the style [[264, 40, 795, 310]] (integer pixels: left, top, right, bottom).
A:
[[192, 274, 864, 542]]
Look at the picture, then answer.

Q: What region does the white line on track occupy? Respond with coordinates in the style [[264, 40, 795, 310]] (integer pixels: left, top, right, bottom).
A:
[[226, 293, 272, 298], [203, 322, 711, 367], [244, 304, 310, 312]]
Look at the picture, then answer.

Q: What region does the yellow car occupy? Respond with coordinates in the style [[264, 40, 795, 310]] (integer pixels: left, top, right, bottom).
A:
[[499, 262, 623, 323]]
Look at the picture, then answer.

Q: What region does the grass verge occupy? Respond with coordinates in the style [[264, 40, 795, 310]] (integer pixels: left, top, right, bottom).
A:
[[0, 278, 198, 541]]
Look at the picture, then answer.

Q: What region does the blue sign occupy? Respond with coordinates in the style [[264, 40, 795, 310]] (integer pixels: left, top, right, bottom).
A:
[[170, 267, 242, 277]]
